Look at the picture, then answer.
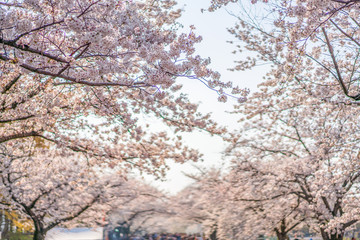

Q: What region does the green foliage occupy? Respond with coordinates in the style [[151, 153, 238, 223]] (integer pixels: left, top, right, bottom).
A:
[[3, 232, 33, 240]]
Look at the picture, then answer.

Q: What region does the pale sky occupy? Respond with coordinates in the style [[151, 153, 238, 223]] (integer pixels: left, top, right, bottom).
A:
[[146, 0, 267, 194]]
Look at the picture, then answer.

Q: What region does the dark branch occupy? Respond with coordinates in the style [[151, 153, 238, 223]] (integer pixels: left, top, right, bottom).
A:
[[1, 74, 21, 94], [0, 38, 68, 63]]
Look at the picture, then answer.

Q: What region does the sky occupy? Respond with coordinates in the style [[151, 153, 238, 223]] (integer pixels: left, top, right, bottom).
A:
[[146, 0, 267, 194]]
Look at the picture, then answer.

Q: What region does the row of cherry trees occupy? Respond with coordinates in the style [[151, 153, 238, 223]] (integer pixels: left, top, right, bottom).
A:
[[171, 0, 360, 239], [2, 0, 360, 239]]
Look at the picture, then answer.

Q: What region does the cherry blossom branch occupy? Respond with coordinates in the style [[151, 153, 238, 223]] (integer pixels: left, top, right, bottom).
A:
[[343, 219, 358, 229], [7, 0, 100, 43], [158, 113, 222, 135], [55, 79, 151, 88], [293, 125, 311, 155], [0, 2, 23, 7], [0, 115, 35, 124], [77, 0, 101, 18], [0, 54, 153, 89], [71, 42, 91, 59], [331, 0, 360, 4], [322, 27, 350, 97], [305, 2, 356, 40], [0, 38, 69, 63], [321, 196, 333, 214], [12, 19, 65, 43], [305, 54, 339, 83], [77, 52, 137, 59], [1, 74, 21, 94], [343, 171, 360, 192], [0, 131, 42, 144], [126, 208, 157, 223], [44, 194, 101, 232], [247, 144, 300, 157], [28, 182, 70, 209], [286, 217, 306, 233], [233, 193, 285, 202], [330, 19, 360, 47]]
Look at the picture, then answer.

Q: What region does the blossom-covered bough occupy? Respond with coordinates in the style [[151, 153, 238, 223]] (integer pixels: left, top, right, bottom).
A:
[[0, 0, 248, 177], [209, 0, 360, 102]]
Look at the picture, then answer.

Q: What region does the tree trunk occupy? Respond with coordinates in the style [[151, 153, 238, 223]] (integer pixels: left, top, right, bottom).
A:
[[209, 229, 217, 240], [32, 219, 46, 240], [0, 210, 3, 233], [275, 231, 288, 240], [329, 234, 343, 240], [274, 219, 289, 240], [320, 228, 344, 240], [33, 229, 46, 240]]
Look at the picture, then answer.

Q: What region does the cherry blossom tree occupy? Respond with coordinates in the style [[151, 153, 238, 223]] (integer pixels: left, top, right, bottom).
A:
[[106, 180, 173, 235], [223, 70, 360, 239], [223, 158, 309, 240], [171, 168, 235, 240], [0, 0, 249, 179], [0, 143, 143, 240], [208, 0, 360, 102], [174, 166, 306, 240]]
